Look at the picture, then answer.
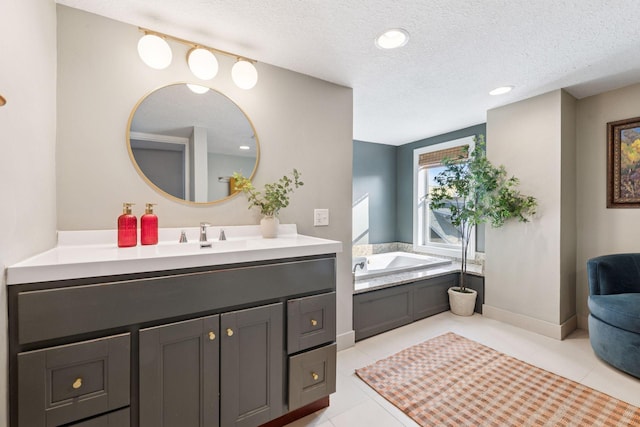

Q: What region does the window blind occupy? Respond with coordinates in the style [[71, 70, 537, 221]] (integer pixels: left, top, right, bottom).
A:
[[418, 145, 468, 168]]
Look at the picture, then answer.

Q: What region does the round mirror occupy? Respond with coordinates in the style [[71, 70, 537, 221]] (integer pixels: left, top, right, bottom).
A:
[[127, 83, 259, 204]]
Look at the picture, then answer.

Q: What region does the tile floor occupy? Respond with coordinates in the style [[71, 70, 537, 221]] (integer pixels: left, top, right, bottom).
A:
[[285, 311, 640, 426]]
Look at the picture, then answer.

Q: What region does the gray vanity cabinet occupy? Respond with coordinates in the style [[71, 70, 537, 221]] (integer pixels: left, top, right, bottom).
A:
[[139, 303, 284, 427], [139, 315, 220, 427], [9, 255, 336, 427]]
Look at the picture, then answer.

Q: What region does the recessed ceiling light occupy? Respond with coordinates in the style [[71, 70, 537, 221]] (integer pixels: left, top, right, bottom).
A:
[[239, 145, 250, 150], [489, 85, 514, 96], [375, 28, 409, 49]]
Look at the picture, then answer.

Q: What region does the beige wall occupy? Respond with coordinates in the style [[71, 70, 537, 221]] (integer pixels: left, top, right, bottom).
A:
[[575, 82, 640, 328], [55, 6, 355, 344], [560, 92, 577, 323], [0, 0, 59, 423], [485, 90, 577, 338]]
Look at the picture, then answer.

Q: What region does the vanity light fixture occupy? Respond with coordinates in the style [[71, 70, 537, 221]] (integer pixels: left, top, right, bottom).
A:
[[137, 34, 173, 70], [231, 59, 258, 90], [137, 27, 258, 90], [489, 85, 514, 96], [187, 48, 219, 80], [375, 28, 409, 49]]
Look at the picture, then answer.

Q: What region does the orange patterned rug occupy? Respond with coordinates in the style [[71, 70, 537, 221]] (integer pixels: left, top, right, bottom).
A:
[[355, 332, 640, 426]]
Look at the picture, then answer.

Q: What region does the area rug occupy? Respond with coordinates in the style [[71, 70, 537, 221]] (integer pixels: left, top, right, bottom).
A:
[[355, 332, 640, 426]]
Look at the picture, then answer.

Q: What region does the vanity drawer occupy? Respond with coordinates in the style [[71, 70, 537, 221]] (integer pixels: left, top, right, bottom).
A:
[[18, 333, 130, 427], [287, 292, 336, 354], [288, 343, 336, 411], [68, 408, 130, 427]]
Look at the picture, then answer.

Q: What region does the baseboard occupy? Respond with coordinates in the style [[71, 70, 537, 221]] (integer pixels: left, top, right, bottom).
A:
[[577, 314, 589, 331], [483, 304, 577, 340], [337, 330, 355, 350]]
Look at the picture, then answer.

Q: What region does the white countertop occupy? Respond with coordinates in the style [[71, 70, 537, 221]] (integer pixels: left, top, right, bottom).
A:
[[6, 224, 343, 285], [354, 261, 483, 294]]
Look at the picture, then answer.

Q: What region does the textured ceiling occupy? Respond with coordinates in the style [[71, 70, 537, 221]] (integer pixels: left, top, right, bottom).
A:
[[57, 0, 640, 145]]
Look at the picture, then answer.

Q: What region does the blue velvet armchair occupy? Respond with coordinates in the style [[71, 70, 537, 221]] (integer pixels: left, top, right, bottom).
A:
[[587, 254, 640, 379]]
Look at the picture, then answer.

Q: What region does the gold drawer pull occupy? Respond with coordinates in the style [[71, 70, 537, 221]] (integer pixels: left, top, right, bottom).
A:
[[226, 328, 234, 337], [310, 319, 318, 326], [209, 331, 216, 341], [72, 378, 83, 389], [311, 372, 319, 381]]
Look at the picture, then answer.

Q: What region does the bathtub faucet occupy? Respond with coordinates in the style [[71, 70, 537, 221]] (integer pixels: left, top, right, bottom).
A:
[[353, 261, 365, 273]]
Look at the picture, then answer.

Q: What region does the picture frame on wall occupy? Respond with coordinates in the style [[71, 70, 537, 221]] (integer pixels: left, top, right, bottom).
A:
[[607, 116, 640, 208]]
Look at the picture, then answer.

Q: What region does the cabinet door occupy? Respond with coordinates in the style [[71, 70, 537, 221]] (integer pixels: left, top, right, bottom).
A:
[[139, 315, 219, 427], [354, 285, 413, 341], [413, 274, 457, 320], [221, 303, 284, 427]]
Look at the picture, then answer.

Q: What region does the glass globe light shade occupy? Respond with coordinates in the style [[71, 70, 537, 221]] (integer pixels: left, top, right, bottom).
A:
[[186, 84, 210, 94], [187, 48, 219, 80], [232, 60, 258, 90], [137, 34, 172, 70]]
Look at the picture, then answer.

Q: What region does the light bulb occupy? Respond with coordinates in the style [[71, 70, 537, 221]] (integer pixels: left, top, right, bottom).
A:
[[232, 60, 258, 90], [375, 29, 409, 49], [137, 34, 172, 70], [187, 48, 219, 80], [186, 84, 209, 94], [489, 86, 514, 96]]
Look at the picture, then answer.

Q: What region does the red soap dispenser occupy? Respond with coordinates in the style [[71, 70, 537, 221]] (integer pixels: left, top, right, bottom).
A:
[[141, 203, 158, 245], [118, 202, 137, 247]]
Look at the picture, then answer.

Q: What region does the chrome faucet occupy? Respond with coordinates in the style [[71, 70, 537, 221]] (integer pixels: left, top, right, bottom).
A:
[[353, 261, 365, 273], [200, 222, 212, 247], [219, 229, 226, 241]]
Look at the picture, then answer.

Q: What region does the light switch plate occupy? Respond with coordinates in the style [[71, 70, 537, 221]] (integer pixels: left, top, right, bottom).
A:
[[314, 209, 329, 226]]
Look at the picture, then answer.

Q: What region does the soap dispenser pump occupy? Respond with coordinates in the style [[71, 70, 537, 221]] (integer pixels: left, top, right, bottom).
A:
[[141, 203, 158, 245], [118, 203, 137, 248]]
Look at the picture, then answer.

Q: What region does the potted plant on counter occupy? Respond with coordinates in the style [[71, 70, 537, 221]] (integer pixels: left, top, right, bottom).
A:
[[233, 169, 303, 238], [428, 135, 536, 316]]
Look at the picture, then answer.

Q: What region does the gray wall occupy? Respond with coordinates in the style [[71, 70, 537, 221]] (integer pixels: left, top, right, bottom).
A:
[[395, 124, 487, 246], [0, 0, 59, 423], [352, 140, 397, 244], [55, 7, 355, 345]]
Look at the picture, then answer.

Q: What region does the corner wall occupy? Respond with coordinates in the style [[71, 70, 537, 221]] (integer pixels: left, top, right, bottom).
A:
[[55, 7, 354, 346], [352, 141, 397, 245], [485, 90, 577, 339], [575, 82, 640, 328], [0, 0, 58, 423]]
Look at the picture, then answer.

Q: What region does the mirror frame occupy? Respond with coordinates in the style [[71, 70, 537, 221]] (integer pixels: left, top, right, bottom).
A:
[[126, 83, 260, 205]]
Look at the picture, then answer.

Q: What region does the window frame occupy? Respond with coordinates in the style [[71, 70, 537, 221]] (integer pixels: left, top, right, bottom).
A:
[[412, 136, 476, 258]]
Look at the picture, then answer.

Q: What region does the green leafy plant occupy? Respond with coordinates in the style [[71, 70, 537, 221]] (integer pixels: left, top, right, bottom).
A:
[[233, 169, 303, 217], [428, 135, 537, 292]]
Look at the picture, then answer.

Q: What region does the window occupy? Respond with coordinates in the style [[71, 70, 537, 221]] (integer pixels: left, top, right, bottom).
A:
[[413, 136, 475, 258]]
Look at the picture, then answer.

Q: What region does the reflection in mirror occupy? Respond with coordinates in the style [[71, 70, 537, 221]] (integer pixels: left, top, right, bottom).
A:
[[127, 83, 259, 204]]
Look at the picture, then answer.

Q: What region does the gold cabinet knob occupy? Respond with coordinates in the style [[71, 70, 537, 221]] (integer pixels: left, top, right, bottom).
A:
[[311, 372, 319, 381], [310, 319, 318, 326], [208, 331, 216, 341], [226, 328, 234, 337], [72, 378, 83, 389]]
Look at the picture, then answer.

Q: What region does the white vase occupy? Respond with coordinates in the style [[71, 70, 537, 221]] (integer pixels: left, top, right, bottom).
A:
[[260, 216, 279, 238], [447, 287, 478, 316]]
